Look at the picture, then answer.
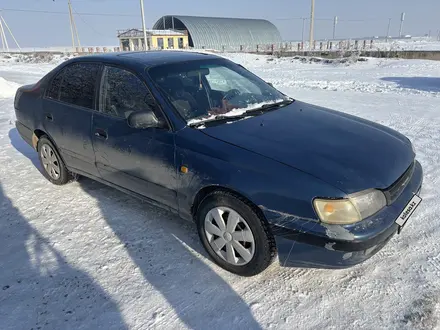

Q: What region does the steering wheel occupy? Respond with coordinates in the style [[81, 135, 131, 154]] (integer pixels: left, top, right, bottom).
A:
[[222, 89, 241, 102]]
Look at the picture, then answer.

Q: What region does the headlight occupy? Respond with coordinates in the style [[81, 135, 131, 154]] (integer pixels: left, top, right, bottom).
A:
[[313, 189, 386, 225]]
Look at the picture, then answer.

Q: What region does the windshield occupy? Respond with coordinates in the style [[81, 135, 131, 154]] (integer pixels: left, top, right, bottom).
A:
[[147, 58, 290, 126]]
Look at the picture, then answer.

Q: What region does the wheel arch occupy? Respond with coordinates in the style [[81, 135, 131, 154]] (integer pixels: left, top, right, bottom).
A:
[[32, 129, 68, 165], [190, 185, 268, 224], [32, 128, 48, 149], [33, 129, 58, 150]]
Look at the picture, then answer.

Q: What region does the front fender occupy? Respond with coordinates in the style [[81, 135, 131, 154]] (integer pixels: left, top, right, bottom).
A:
[[175, 127, 345, 228]]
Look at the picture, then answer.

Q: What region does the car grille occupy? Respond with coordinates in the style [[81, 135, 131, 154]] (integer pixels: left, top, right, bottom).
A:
[[383, 161, 416, 205]]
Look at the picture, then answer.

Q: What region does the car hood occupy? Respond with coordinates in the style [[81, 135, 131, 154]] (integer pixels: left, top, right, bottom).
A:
[[201, 101, 415, 194]]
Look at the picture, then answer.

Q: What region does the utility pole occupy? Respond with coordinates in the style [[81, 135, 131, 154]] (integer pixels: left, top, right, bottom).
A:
[[71, 10, 81, 49], [0, 18, 8, 52], [0, 15, 20, 51], [333, 16, 338, 40], [0, 19, 6, 52], [67, 0, 75, 49], [140, 0, 148, 50], [301, 18, 306, 45], [399, 12, 405, 37], [309, 0, 315, 49], [386, 18, 391, 42], [67, 0, 80, 51]]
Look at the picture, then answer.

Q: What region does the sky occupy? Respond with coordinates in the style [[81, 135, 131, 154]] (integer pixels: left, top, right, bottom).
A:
[[1, 0, 440, 48]]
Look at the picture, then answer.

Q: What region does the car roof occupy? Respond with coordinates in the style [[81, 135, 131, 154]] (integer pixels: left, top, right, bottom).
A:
[[71, 51, 221, 67]]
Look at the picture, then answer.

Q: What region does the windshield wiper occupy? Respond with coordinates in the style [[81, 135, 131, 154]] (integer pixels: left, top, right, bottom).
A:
[[188, 99, 294, 128], [188, 114, 247, 128], [244, 99, 294, 115]]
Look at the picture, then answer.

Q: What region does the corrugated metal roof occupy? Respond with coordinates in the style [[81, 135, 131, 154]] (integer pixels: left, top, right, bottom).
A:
[[153, 15, 282, 50]]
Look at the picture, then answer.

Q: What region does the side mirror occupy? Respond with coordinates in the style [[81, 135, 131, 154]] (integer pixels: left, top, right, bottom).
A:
[[127, 109, 166, 129]]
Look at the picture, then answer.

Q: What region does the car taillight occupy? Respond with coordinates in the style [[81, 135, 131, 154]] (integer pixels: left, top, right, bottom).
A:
[[29, 81, 42, 92]]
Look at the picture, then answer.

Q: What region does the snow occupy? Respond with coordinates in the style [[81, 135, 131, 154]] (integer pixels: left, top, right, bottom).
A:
[[0, 77, 20, 99], [371, 39, 440, 51], [187, 99, 286, 127], [1, 53, 440, 329]]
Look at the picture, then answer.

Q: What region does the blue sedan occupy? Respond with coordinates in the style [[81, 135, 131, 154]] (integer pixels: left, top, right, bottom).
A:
[[14, 51, 423, 276]]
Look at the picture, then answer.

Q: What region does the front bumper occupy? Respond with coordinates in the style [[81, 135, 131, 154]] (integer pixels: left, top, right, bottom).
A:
[[270, 160, 423, 269]]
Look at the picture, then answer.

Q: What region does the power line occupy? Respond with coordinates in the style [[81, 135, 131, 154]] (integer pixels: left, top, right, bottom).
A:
[[70, 5, 113, 38], [274, 17, 388, 23], [1, 8, 138, 17]]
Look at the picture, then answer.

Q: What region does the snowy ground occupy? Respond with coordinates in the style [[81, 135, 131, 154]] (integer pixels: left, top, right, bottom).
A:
[[373, 40, 440, 51], [1, 53, 440, 330]]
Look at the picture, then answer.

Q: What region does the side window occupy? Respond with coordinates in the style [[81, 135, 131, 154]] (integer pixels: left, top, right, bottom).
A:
[[46, 71, 64, 100], [99, 66, 158, 119], [58, 63, 100, 109]]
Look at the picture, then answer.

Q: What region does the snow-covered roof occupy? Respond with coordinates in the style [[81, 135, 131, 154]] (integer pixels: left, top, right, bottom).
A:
[[117, 29, 186, 38]]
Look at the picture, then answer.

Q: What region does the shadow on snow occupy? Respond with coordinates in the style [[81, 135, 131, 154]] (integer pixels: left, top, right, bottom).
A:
[[381, 77, 440, 93], [9, 127, 262, 329], [0, 181, 127, 329]]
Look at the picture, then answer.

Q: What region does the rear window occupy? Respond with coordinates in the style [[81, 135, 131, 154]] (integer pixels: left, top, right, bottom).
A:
[[46, 63, 100, 109]]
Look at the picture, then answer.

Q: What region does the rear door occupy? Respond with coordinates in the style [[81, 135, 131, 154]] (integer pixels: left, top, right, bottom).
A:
[[42, 62, 101, 177], [91, 65, 178, 210]]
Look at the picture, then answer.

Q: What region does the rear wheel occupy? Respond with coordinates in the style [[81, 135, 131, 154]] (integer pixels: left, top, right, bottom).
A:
[[196, 191, 276, 276], [37, 136, 74, 185]]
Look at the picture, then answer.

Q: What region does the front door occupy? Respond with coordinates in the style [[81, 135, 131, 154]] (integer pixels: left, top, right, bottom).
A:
[[91, 65, 178, 210], [42, 62, 101, 177]]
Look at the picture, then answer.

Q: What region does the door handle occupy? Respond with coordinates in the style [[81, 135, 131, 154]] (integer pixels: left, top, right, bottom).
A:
[[45, 113, 53, 121], [94, 129, 108, 139]]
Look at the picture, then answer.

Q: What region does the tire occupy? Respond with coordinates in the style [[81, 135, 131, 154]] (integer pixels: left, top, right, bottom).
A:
[[37, 136, 74, 185], [196, 191, 276, 276]]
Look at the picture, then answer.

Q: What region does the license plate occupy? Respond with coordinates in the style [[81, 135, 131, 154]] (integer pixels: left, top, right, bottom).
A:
[[395, 194, 422, 233]]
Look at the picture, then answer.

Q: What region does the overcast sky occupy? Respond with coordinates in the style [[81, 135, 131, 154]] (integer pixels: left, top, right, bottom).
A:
[[1, 0, 440, 47]]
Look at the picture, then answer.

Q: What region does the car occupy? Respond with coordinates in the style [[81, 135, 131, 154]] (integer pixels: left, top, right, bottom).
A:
[[14, 51, 423, 276]]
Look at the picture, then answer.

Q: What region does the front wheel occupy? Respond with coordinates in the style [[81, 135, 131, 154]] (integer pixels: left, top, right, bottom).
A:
[[196, 191, 276, 276]]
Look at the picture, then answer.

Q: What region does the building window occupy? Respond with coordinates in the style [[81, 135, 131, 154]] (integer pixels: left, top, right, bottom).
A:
[[178, 38, 184, 49], [157, 38, 164, 49], [167, 38, 174, 49], [121, 39, 129, 51], [133, 39, 140, 50]]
